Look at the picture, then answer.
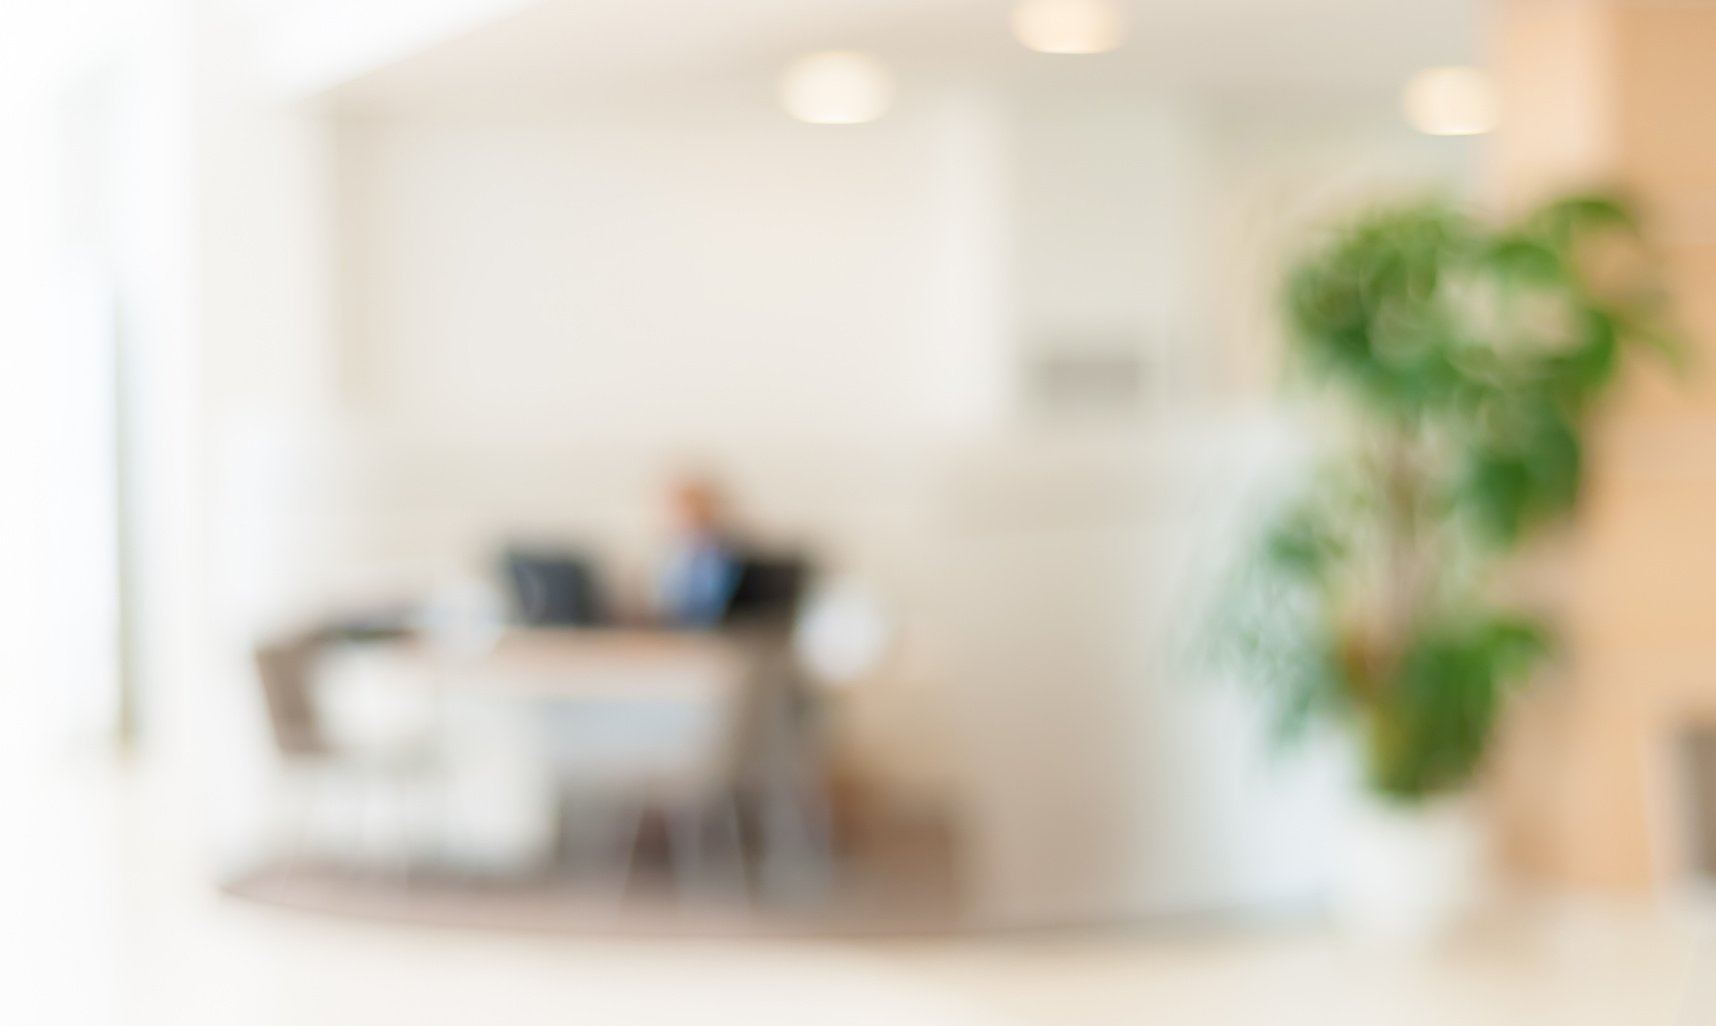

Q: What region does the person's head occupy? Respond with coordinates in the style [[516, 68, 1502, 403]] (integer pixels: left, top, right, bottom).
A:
[[669, 474, 727, 538]]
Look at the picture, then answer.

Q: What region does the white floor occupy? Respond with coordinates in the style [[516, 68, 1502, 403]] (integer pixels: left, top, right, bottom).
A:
[[0, 754, 1706, 1026]]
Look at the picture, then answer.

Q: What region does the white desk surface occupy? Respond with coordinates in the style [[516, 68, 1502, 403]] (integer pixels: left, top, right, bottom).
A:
[[351, 627, 752, 702]]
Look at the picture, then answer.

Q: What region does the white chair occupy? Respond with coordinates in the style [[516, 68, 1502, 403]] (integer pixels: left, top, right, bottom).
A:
[[545, 681, 750, 909], [253, 635, 447, 878]]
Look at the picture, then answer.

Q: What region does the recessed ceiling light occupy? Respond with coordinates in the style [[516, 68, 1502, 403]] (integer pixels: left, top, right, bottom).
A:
[[779, 51, 895, 125], [1011, 0, 1128, 55], [1403, 66, 1499, 136]]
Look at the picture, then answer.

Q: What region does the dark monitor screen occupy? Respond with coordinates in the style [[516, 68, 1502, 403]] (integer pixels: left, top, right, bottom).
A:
[[722, 556, 807, 626], [503, 550, 605, 627]]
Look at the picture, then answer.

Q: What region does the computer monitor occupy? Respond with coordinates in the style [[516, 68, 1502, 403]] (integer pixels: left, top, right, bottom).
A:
[[721, 555, 807, 627], [502, 549, 606, 627]]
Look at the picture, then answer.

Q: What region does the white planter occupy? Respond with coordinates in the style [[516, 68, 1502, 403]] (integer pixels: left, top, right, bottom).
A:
[[1332, 793, 1489, 944]]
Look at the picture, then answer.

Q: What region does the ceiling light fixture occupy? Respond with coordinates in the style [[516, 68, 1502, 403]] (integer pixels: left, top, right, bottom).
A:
[[1403, 66, 1499, 136], [779, 51, 895, 125], [1011, 0, 1128, 55]]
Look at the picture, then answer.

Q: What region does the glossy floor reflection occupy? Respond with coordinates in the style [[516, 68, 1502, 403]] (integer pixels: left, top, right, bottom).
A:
[[0, 756, 1704, 1026]]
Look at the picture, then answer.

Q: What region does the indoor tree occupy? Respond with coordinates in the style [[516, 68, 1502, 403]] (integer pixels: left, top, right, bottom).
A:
[[1221, 192, 1678, 802]]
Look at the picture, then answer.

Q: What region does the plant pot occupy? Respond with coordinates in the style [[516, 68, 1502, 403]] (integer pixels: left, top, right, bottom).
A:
[[1331, 792, 1488, 944]]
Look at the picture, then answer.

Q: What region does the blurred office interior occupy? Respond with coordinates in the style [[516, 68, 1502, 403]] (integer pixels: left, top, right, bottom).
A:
[[4, 0, 1716, 1022]]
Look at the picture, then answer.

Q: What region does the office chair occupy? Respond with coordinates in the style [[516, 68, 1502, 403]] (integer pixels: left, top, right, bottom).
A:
[[253, 634, 446, 879]]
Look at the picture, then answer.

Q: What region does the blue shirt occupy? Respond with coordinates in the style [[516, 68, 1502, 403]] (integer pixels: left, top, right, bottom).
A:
[[660, 537, 740, 628]]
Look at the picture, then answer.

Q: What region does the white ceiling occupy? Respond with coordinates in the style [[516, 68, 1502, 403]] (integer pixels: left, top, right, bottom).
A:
[[328, 0, 1483, 114]]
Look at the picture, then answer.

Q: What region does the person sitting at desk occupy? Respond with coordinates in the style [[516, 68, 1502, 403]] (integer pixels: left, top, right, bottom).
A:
[[656, 475, 743, 629]]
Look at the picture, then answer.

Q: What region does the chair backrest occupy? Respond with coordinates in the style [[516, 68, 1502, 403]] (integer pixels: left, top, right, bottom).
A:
[[253, 636, 331, 758], [503, 549, 606, 627], [717, 627, 809, 787], [716, 557, 814, 786]]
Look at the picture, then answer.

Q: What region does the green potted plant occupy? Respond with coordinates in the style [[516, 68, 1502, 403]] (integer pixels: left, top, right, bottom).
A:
[[1219, 191, 1677, 937]]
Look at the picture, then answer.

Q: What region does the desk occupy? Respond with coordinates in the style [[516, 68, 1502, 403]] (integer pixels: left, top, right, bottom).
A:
[[376, 628, 752, 704], [310, 625, 825, 889]]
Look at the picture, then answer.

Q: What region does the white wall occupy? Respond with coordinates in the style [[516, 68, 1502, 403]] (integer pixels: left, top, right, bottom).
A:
[[1009, 90, 1210, 406], [926, 423, 1348, 925], [336, 85, 1009, 447]]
